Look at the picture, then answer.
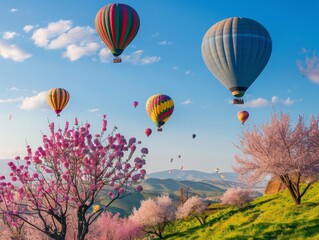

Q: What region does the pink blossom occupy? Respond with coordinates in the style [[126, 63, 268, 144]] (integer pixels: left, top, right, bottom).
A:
[[32, 173, 39, 178]]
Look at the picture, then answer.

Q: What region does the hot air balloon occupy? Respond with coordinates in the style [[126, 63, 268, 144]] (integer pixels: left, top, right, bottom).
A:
[[192, 134, 196, 139], [133, 101, 138, 108], [144, 128, 152, 137], [180, 165, 184, 170], [168, 170, 172, 174], [146, 94, 174, 131], [93, 205, 100, 213], [237, 110, 249, 125], [178, 155, 181, 159], [215, 168, 219, 173], [221, 174, 225, 179], [201, 17, 272, 104], [169, 158, 174, 163], [8, 114, 12, 121], [95, 3, 140, 63], [47, 88, 70, 117]]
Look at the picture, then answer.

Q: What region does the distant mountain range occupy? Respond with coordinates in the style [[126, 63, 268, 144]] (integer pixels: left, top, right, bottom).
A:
[[147, 169, 237, 182]]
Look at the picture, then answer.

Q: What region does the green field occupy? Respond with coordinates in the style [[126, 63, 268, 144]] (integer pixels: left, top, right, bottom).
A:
[[158, 182, 319, 240]]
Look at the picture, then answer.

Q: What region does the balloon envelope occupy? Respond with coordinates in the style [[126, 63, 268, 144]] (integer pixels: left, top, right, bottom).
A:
[[202, 17, 272, 98], [237, 110, 249, 125], [47, 88, 70, 116], [146, 94, 174, 131], [144, 128, 152, 137], [133, 101, 138, 108], [192, 134, 196, 139], [95, 3, 140, 61]]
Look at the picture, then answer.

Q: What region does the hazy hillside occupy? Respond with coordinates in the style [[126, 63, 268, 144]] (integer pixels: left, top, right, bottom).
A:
[[159, 182, 319, 240]]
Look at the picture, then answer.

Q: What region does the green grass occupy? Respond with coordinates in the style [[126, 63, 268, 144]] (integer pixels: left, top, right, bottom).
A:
[[154, 182, 319, 240]]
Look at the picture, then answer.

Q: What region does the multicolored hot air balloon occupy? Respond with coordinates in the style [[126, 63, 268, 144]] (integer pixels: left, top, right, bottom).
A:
[[237, 110, 249, 125], [133, 101, 138, 108], [146, 94, 174, 131], [47, 88, 70, 117], [144, 128, 152, 137], [201, 17, 272, 104], [95, 3, 140, 63]]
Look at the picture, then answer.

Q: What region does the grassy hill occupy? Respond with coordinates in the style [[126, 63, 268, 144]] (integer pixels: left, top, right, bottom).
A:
[[159, 182, 319, 240], [99, 178, 229, 217]]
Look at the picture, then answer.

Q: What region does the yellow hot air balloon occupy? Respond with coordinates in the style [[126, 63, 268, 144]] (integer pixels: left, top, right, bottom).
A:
[[93, 204, 100, 213], [202, 17, 272, 104], [146, 94, 174, 131], [237, 110, 249, 125], [47, 88, 70, 117]]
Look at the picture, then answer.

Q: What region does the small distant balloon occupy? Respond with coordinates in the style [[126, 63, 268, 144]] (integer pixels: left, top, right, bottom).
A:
[[144, 128, 152, 137], [133, 101, 138, 108], [170, 158, 174, 163], [221, 174, 225, 179], [93, 205, 100, 213], [178, 155, 181, 159], [8, 114, 12, 120], [192, 134, 196, 139], [168, 170, 172, 174], [180, 165, 184, 170], [237, 110, 249, 125], [215, 168, 219, 173]]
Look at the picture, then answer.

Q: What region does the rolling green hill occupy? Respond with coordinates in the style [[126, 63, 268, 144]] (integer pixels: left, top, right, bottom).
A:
[[159, 182, 319, 240], [100, 178, 230, 216]]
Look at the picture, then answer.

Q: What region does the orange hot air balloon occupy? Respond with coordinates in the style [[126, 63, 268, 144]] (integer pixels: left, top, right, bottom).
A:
[[237, 110, 249, 125], [47, 88, 70, 117], [144, 128, 152, 137]]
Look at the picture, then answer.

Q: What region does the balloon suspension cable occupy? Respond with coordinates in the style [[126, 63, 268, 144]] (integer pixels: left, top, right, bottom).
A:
[[232, 98, 244, 104], [113, 57, 122, 63]]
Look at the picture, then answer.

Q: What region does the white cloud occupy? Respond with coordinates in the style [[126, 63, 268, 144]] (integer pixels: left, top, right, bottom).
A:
[[152, 32, 159, 37], [63, 42, 99, 61], [3, 32, 18, 40], [159, 41, 172, 45], [281, 97, 294, 105], [172, 65, 179, 71], [185, 70, 194, 75], [0, 97, 23, 104], [241, 96, 295, 108], [122, 50, 160, 65], [23, 25, 34, 33], [10, 8, 18, 13], [0, 40, 32, 62], [20, 91, 50, 110], [88, 108, 99, 113], [6, 86, 20, 92], [99, 48, 112, 63], [32, 20, 72, 48], [297, 54, 319, 84], [48, 26, 95, 49], [182, 99, 193, 105]]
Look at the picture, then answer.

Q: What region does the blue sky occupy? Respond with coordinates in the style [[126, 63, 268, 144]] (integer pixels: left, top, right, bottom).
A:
[[0, 0, 318, 174]]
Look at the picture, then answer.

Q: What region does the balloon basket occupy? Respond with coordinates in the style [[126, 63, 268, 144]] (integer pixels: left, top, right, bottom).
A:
[[113, 57, 122, 63], [157, 128, 163, 132], [233, 98, 244, 104]]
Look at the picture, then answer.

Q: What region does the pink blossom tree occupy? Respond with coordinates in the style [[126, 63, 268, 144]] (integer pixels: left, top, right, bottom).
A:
[[220, 187, 253, 208], [85, 211, 143, 240], [234, 112, 319, 205], [130, 194, 175, 239], [176, 196, 208, 225], [0, 115, 147, 240]]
